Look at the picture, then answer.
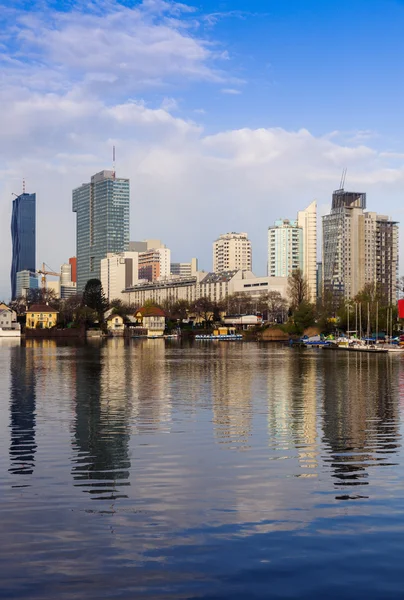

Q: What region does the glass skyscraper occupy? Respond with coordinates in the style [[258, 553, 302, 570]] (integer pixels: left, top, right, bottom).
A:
[[10, 192, 36, 300], [72, 170, 130, 291]]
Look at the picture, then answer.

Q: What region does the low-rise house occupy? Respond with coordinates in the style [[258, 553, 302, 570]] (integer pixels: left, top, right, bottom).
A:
[[133, 306, 166, 337], [26, 304, 58, 329], [0, 304, 20, 336], [106, 313, 125, 335]]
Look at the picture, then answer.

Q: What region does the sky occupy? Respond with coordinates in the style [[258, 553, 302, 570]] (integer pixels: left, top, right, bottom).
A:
[[1, 0, 404, 300]]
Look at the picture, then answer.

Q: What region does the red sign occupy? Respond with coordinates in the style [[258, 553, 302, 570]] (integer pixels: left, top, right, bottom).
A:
[[398, 299, 404, 320]]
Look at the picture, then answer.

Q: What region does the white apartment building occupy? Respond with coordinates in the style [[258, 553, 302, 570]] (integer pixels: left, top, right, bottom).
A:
[[101, 252, 139, 301], [268, 219, 303, 278], [297, 201, 317, 302], [213, 233, 252, 273], [123, 270, 288, 307], [138, 247, 171, 281]]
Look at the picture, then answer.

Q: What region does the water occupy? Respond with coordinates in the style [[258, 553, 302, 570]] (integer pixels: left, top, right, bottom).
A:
[[1, 339, 404, 599]]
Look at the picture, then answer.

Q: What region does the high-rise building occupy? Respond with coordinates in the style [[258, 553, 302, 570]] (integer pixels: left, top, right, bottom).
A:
[[297, 201, 317, 302], [16, 270, 38, 299], [213, 232, 252, 273], [322, 189, 398, 303], [72, 170, 129, 291], [101, 252, 139, 301], [10, 192, 36, 300], [267, 219, 303, 278], [138, 247, 171, 282], [69, 257, 77, 283], [171, 258, 198, 278], [60, 263, 72, 286]]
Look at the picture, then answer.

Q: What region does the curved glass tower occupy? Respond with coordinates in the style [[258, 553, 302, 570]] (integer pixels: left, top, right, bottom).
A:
[[10, 193, 36, 300]]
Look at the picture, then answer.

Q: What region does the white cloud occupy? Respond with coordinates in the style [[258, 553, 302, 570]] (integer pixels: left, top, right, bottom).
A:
[[220, 88, 242, 95]]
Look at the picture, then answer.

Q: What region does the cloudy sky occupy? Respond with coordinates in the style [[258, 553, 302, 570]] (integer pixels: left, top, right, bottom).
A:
[[1, 0, 404, 300]]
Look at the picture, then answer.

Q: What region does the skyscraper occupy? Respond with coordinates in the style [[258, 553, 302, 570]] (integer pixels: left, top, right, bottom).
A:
[[322, 189, 399, 303], [297, 201, 317, 302], [267, 219, 303, 278], [72, 170, 129, 291], [213, 232, 252, 273], [10, 192, 36, 300]]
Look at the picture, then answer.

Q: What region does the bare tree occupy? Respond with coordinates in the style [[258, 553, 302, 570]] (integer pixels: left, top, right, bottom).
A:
[[288, 269, 309, 309]]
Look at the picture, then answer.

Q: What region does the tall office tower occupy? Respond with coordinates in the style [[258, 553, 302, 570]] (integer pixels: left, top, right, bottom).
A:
[[69, 257, 77, 283], [72, 170, 129, 291], [101, 252, 139, 301], [213, 232, 252, 273], [267, 219, 303, 278], [138, 247, 171, 281], [297, 201, 317, 302], [10, 192, 36, 299], [60, 263, 72, 286], [322, 189, 398, 303], [16, 270, 38, 299]]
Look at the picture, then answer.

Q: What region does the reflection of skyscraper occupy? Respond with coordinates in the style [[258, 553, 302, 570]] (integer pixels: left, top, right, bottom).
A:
[[9, 346, 37, 477], [321, 353, 400, 490], [10, 191, 36, 300], [71, 344, 131, 500]]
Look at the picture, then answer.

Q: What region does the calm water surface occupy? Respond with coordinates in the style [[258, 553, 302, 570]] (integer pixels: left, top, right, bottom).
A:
[[1, 339, 404, 599]]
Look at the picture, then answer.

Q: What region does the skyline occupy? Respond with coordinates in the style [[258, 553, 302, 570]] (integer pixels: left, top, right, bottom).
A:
[[1, 0, 404, 300]]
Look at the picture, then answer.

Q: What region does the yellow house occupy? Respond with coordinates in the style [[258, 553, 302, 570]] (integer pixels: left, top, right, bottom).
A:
[[26, 304, 58, 329]]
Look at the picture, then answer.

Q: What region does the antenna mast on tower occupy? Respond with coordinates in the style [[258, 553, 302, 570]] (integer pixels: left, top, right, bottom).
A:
[[339, 168, 347, 190], [112, 146, 116, 179], [23, 178, 26, 194]]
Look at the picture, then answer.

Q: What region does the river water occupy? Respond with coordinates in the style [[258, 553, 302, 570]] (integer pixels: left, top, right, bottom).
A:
[[0, 338, 403, 599]]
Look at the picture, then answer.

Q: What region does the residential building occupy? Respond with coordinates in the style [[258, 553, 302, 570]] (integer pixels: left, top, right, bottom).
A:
[[72, 170, 130, 291], [106, 313, 125, 335], [101, 251, 139, 301], [213, 233, 252, 273], [69, 257, 77, 283], [171, 258, 198, 278], [322, 189, 399, 302], [133, 306, 166, 337], [10, 191, 36, 300], [138, 247, 171, 282], [268, 219, 303, 278], [26, 305, 58, 329], [16, 270, 38, 299], [297, 201, 317, 302], [0, 304, 20, 337], [123, 270, 288, 308]]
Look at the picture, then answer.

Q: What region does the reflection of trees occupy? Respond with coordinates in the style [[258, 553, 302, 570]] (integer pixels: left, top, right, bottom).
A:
[[72, 343, 131, 500], [321, 353, 400, 489], [9, 346, 37, 477]]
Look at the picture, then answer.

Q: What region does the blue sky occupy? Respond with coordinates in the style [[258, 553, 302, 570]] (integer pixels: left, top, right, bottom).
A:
[[1, 0, 404, 299]]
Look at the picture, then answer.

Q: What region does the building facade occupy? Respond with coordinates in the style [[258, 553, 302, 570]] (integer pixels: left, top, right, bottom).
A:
[[10, 192, 36, 300], [322, 189, 398, 303], [72, 170, 129, 291], [268, 219, 303, 278], [297, 201, 317, 302], [101, 251, 139, 301], [123, 270, 288, 308], [213, 233, 252, 273], [26, 305, 58, 329], [69, 257, 77, 283], [171, 258, 198, 278], [138, 247, 171, 282], [16, 270, 38, 299]]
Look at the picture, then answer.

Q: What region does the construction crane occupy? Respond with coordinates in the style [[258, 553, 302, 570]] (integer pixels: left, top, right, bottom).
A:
[[37, 262, 60, 289]]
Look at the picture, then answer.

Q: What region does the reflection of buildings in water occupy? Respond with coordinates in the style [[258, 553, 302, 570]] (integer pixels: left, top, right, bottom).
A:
[[72, 341, 131, 500], [321, 353, 400, 488], [130, 339, 172, 433], [9, 346, 37, 477], [211, 345, 253, 449], [266, 352, 319, 475]]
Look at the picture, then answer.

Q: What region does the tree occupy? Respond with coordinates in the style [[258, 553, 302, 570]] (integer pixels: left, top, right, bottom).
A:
[[26, 287, 59, 308], [82, 279, 108, 322], [293, 301, 316, 333], [171, 299, 190, 321], [58, 294, 83, 326], [192, 297, 215, 325], [260, 291, 288, 323], [288, 269, 309, 309]]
